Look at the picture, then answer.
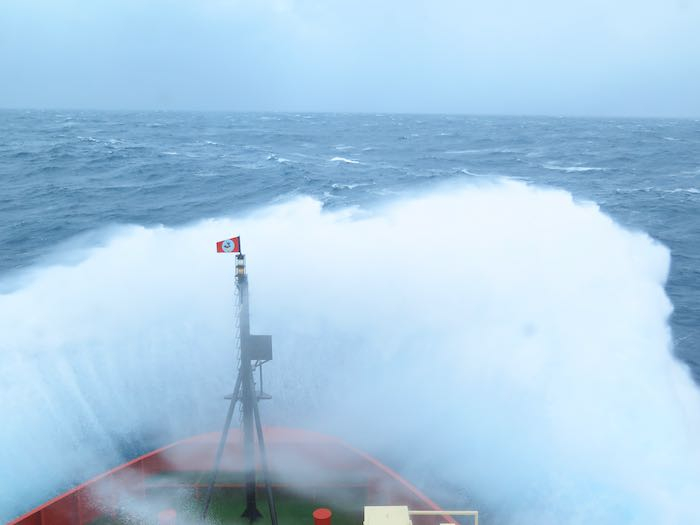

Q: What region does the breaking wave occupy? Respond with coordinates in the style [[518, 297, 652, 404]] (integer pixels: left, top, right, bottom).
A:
[[330, 156, 360, 164], [267, 154, 291, 164], [666, 188, 699, 194], [543, 164, 607, 173], [1, 180, 699, 524]]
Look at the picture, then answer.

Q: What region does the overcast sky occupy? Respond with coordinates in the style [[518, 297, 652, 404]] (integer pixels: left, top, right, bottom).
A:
[[1, 0, 699, 116]]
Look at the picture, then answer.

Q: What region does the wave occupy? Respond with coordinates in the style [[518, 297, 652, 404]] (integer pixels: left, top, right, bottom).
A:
[[331, 182, 372, 190], [444, 149, 491, 155], [1, 181, 699, 523], [330, 156, 360, 164], [460, 168, 485, 177], [666, 188, 699, 194], [267, 154, 291, 164], [616, 187, 700, 195], [615, 187, 654, 194], [543, 163, 607, 172]]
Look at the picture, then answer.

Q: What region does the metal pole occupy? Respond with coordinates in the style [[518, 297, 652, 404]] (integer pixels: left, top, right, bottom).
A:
[[238, 270, 262, 522], [205, 251, 276, 523], [251, 372, 279, 525], [201, 373, 242, 519]]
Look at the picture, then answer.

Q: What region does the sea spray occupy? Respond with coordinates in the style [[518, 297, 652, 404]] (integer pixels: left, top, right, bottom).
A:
[[1, 180, 699, 524]]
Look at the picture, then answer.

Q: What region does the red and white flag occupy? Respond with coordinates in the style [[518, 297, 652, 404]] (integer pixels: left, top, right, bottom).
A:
[[216, 236, 241, 253]]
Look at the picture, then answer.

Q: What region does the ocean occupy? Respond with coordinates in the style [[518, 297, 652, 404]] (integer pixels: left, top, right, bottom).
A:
[[1, 110, 699, 523]]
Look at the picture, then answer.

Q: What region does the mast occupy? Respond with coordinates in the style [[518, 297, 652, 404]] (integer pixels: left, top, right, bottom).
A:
[[202, 238, 277, 524], [237, 254, 263, 521]]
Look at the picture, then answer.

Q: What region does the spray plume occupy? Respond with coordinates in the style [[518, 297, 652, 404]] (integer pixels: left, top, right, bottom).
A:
[[1, 180, 699, 524]]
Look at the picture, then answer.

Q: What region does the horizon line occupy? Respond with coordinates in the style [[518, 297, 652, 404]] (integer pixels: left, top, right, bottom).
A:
[[1, 106, 699, 121]]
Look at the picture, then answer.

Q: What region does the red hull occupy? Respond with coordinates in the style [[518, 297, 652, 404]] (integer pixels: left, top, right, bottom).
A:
[[9, 428, 448, 525]]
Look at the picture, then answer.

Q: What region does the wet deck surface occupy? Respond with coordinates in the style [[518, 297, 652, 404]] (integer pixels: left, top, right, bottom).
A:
[[90, 484, 365, 525]]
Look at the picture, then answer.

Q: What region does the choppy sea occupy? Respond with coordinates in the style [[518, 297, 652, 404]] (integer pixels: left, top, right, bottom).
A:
[[2, 110, 698, 370]]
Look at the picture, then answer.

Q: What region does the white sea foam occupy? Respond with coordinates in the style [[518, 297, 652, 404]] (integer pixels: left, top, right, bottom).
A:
[[543, 164, 607, 173], [1, 181, 699, 524], [267, 154, 291, 164], [330, 156, 360, 164], [331, 182, 370, 190], [445, 149, 488, 155], [617, 187, 699, 195], [615, 187, 654, 194], [666, 188, 700, 194]]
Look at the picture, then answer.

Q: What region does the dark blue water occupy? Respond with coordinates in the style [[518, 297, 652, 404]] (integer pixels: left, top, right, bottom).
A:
[[2, 110, 698, 376]]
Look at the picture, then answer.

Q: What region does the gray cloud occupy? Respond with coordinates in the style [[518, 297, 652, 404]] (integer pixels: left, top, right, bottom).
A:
[[1, 0, 698, 116]]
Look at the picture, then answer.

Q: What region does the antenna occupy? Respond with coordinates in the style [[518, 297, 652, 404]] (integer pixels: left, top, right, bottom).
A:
[[202, 237, 278, 525]]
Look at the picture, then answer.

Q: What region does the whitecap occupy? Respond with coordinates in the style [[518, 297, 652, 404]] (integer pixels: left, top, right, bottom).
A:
[[267, 154, 291, 164], [666, 188, 700, 194], [330, 156, 360, 164], [445, 149, 488, 155], [331, 183, 370, 190], [543, 163, 607, 172], [615, 187, 654, 194]]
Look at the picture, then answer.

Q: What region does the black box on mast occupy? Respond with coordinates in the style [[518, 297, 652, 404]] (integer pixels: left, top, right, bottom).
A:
[[245, 334, 273, 361]]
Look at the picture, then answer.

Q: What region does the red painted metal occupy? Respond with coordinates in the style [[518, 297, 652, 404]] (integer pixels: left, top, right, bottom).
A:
[[313, 507, 332, 525], [8, 427, 452, 525]]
